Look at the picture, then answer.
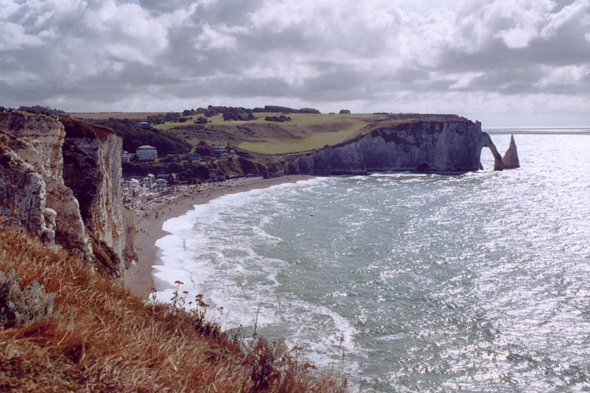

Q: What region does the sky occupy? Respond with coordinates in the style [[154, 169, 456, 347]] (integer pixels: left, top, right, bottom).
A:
[[1, 0, 589, 126]]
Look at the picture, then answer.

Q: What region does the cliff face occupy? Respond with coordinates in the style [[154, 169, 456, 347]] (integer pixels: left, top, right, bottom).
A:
[[60, 117, 136, 270], [284, 120, 504, 175], [0, 112, 136, 278], [0, 112, 93, 260], [0, 132, 48, 239]]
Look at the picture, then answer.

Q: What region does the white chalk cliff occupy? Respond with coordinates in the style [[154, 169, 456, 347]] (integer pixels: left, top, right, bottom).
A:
[[284, 119, 505, 175], [0, 111, 136, 278]]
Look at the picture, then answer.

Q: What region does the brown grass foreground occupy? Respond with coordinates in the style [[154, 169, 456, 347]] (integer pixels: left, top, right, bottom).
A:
[[0, 224, 346, 392]]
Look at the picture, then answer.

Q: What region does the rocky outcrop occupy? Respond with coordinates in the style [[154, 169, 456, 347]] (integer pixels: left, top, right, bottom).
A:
[[0, 112, 93, 260], [0, 133, 48, 238], [0, 111, 136, 278], [502, 134, 520, 169], [283, 119, 504, 175]]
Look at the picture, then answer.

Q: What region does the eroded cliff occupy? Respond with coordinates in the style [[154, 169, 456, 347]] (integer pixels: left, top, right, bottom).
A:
[[60, 117, 136, 271], [0, 111, 135, 278], [284, 119, 504, 175], [0, 132, 48, 238], [0, 112, 93, 260]]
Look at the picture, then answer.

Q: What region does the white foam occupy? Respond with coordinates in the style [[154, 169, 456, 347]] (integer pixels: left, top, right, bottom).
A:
[[153, 177, 329, 302], [369, 171, 425, 178], [151, 175, 364, 368]]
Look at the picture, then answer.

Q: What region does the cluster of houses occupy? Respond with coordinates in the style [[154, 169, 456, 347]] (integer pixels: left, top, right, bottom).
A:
[[121, 144, 233, 163], [121, 173, 181, 211], [121, 173, 178, 196], [119, 142, 238, 210]]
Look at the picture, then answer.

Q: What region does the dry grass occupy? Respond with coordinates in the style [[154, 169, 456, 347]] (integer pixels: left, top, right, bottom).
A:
[[0, 223, 346, 392]]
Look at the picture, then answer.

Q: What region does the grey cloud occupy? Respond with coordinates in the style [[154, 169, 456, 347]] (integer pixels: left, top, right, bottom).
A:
[[1, 0, 590, 126]]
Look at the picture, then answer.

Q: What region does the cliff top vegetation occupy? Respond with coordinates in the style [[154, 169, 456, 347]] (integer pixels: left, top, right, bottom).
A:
[[86, 118, 191, 156], [0, 223, 346, 392], [71, 108, 461, 156]]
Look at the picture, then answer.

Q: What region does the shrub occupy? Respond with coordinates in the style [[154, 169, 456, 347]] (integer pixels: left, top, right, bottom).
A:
[[0, 269, 55, 328], [265, 115, 291, 122]]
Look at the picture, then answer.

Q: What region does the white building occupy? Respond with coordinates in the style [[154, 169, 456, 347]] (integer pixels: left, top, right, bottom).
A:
[[136, 145, 157, 161], [141, 174, 156, 189], [156, 178, 168, 188], [129, 179, 142, 195], [190, 153, 201, 163]]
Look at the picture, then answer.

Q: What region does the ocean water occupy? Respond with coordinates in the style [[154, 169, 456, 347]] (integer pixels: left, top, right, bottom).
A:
[[154, 131, 590, 392]]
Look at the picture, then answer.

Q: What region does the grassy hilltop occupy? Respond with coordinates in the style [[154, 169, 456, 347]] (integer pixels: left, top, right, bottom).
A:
[[74, 110, 393, 155], [153, 112, 386, 154]]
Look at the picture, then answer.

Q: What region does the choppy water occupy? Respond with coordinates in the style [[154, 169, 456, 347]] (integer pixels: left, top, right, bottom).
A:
[[155, 131, 590, 392]]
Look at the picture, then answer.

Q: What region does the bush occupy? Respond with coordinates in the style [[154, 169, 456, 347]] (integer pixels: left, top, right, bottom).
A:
[[299, 108, 321, 114], [0, 269, 55, 328], [265, 115, 291, 122], [223, 108, 255, 121]]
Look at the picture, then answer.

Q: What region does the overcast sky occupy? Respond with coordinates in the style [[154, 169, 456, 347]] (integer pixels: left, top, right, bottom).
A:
[[1, 0, 589, 126]]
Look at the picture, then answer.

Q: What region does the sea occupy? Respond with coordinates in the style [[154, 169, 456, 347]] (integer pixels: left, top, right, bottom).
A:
[[154, 129, 590, 392]]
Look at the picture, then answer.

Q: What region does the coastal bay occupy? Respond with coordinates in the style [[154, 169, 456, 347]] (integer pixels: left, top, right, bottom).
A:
[[124, 175, 315, 298]]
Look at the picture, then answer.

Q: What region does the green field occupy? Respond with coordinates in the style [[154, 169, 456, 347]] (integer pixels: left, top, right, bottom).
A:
[[154, 112, 383, 154], [238, 121, 367, 154]]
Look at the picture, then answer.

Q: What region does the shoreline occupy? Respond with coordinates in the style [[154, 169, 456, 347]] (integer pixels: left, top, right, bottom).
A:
[[123, 175, 316, 299]]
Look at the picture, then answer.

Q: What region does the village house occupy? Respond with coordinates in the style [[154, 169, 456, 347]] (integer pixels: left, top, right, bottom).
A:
[[212, 145, 227, 155], [190, 153, 201, 163], [140, 174, 156, 189], [121, 150, 134, 162], [134, 122, 153, 129], [129, 179, 142, 196], [157, 173, 178, 185], [136, 145, 157, 161]]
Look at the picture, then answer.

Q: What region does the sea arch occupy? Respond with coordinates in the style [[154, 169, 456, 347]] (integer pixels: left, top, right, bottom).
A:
[[480, 132, 504, 171]]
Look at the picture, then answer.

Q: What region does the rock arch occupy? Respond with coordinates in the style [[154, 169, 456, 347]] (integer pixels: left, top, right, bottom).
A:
[[480, 132, 504, 171]]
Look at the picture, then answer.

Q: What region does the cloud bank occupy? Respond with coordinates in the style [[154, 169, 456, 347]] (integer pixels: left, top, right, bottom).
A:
[[1, 0, 589, 126]]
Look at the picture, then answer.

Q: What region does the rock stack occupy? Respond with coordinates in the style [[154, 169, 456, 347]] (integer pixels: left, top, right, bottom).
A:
[[502, 134, 520, 169]]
